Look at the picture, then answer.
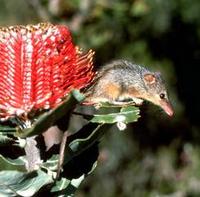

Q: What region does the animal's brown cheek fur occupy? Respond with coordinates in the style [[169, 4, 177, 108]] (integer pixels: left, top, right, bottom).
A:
[[127, 87, 141, 98], [104, 83, 121, 100]]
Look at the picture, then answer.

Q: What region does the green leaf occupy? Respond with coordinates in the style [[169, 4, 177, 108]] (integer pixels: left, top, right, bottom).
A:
[[17, 90, 85, 138], [120, 106, 141, 123], [0, 170, 53, 197], [60, 123, 110, 180], [90, 106, 140, 124], [42, 155, 59, 172], [44, 124, 103, 196], [0, 134, 15, 145], [47, 125, 101, 195], [0, 125, 17, 134], [51, 177, 71, 192], [67, 123, 109, 159], [51, 123, 110, 196], [51, 175, 85, 196], [0, 155, 26, 171]]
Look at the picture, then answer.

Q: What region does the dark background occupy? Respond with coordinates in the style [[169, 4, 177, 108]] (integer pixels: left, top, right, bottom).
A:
[[0, 0, 199, 196]]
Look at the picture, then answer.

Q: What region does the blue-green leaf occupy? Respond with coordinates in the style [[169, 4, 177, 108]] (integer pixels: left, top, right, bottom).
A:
[[90, 106, 140, 124], [17, 90, 85, 137], [0, 155, 26, 172], [0, 170, 53, 197]]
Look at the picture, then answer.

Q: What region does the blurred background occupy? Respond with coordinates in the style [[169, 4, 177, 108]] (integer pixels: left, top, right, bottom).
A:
[[0, 0, 199, 196]]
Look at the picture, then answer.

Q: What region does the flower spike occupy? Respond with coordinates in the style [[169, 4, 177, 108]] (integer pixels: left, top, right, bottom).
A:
[[0, 23, 95, 121]]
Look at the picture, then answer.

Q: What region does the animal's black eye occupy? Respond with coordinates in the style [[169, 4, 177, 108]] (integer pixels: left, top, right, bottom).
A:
[[160, 93, 165, 99]]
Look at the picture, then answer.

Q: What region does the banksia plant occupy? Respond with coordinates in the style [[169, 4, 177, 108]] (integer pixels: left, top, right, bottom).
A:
[[0, 23, 139, 196], [0, 23, 95, 121]]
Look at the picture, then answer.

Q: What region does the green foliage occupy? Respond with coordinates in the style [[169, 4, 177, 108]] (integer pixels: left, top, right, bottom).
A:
[[17, 90, 85, 138], [0, 91, 140, 196], [90, 106, 140, 124], [0, 155, 26, 171], [0, 170, 52, 196], [0, 0, 200, 196]]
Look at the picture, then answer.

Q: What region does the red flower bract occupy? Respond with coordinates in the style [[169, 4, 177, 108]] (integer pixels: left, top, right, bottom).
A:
[[0, 23, 95, 121]]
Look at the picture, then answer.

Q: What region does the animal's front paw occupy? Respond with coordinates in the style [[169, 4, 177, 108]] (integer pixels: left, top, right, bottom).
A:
[[131, 97, 144, 106]]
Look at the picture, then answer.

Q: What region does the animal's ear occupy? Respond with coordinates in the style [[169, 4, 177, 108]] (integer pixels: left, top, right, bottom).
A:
[[143, 73, 156, 84]]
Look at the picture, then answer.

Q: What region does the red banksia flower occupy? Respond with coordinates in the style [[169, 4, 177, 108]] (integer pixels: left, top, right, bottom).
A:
[[0, 23, 95, 121]]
